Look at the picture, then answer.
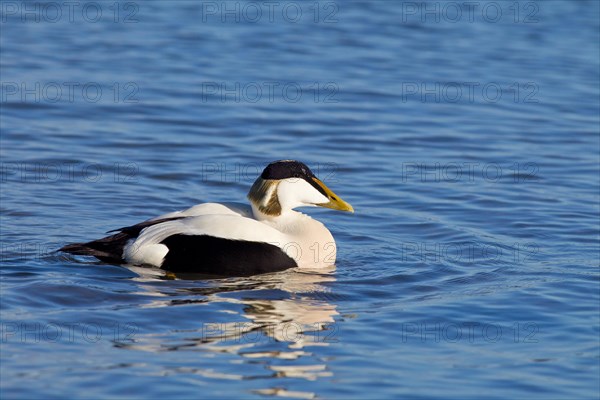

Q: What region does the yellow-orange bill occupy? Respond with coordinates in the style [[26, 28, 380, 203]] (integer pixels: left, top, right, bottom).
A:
[[312, 178, 354, 212]]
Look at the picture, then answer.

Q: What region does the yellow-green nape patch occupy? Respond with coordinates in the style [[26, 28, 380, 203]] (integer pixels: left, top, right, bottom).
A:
[[247, 178, 281, 216]]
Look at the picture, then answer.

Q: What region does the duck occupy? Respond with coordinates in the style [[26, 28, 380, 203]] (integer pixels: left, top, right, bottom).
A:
[[60, 160, 354, 276]]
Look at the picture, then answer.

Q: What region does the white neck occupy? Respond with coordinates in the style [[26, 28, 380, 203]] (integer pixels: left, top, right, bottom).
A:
[[250, 203, 336, 267]]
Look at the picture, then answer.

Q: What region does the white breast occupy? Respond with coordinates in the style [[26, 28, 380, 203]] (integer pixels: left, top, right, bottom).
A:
[[257, 211, 337, 268]]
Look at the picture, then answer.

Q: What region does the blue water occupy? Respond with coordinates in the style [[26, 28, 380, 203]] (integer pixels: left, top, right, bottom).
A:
[[1, 1, 599, 398]]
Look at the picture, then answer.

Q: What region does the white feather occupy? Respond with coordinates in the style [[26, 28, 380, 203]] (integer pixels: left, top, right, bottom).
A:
[[124, 213, 292, 267]]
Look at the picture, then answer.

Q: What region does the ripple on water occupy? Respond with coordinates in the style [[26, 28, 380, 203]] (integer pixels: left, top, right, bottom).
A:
[[1, 1, 599, 399]]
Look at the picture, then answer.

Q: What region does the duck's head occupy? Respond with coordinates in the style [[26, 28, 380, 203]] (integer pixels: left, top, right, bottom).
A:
[[248, 160, 354, 217]]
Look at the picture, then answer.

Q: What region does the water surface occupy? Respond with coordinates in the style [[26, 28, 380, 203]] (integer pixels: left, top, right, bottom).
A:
[[1, 1, 599, 398]]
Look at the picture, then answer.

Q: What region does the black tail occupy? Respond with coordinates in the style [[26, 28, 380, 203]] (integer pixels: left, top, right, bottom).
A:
[[60, 232, 131, 264], [59, 216, 184, 265]]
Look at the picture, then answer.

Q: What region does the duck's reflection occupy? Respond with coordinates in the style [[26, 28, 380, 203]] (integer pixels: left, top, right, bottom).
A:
[[127, 266, 339, 349], [116, 267, 341, 395]]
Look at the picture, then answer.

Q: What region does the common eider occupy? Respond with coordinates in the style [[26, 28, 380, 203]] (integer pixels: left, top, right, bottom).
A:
[[60, 160, 354, 276]]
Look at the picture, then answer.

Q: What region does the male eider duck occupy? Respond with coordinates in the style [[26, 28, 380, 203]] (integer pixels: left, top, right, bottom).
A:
[[60, 160, 353, 276]]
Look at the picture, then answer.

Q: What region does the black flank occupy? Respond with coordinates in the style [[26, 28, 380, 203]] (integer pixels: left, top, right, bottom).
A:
[[160, 234, 298, 276]]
